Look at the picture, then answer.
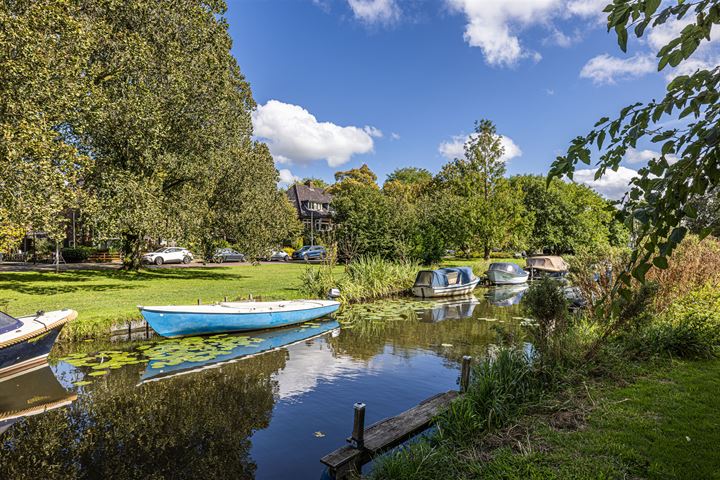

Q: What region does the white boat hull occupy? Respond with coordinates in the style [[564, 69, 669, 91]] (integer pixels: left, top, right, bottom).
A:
[[412, 278, 480, 298], [486, 270, 529, 285]]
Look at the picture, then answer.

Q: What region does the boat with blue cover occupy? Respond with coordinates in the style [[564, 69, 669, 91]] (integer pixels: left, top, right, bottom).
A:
[[138, 299, 340, 338], [140, 319, 340, 383], [411, 267, 480, 298], [0, 309, 76, 379]]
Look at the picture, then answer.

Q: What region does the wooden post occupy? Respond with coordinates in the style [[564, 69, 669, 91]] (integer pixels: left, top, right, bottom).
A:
[[197, 298, 201, 305], [145, 321, 150, 338], [348, 402, 365, 449], [460, 356, 472, 393], [224, 296, 227, 302]]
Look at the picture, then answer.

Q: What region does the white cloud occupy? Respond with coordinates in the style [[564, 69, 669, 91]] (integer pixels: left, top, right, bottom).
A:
[[579, 53, 655, 85], [438, 133, 522, 162], [363, 125, 384, 138], [347, 0, 400, 25], [278, 168, 301, 186], [252, 100, 377, 167], [391, 132, 401, 140], [624, 148, 658, 165], [545, 88, 555, 95], [573, 166, 638, 200], [624, 147, 678, 165], [543, 27, 582, 47], [565, 0, 608, 19]]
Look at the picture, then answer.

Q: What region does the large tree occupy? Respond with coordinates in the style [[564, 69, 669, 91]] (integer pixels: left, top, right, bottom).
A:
[[511, 175, 628, 254], [549, 0, 720, 286], [0, 0, 95, 249], [434, 120, 529, 259]]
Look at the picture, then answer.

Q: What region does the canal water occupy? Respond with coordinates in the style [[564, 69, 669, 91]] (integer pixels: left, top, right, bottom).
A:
[[0, 287, 529, 479]]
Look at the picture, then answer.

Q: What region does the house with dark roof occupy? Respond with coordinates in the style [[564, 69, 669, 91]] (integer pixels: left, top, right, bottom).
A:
[[286, 183, 334, 234]]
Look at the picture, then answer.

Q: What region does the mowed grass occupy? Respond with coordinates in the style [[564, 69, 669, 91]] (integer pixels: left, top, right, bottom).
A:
[[0, 263, 343, 339], [479, 358, 720, 480]]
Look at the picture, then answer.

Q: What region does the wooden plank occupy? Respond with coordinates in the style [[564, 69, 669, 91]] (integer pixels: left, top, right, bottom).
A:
[[321, 390, 459, 475]]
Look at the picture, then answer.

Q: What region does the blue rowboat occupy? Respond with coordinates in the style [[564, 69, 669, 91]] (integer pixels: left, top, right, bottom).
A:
[[140, 319, 340, 383], [0, 309, 76, 379], [138, 300, 341, 338]]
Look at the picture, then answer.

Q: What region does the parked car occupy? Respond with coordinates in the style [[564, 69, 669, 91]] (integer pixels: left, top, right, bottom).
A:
[[212, 248, 246, 263], [291, 245, 327, 261], [269, 250, 290, 262], [142, 247, 193, 265]]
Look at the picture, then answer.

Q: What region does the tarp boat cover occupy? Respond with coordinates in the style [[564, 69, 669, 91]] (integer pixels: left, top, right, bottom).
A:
[[414, 267, 476, 288], [526, 256, 569, 272]]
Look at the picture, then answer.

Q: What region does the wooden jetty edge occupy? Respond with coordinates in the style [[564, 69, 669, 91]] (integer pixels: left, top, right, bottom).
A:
[[321, 356, 472, 479]]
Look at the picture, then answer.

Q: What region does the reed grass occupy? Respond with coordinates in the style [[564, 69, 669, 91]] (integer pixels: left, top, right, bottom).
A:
[[300, 256, 420, 303]]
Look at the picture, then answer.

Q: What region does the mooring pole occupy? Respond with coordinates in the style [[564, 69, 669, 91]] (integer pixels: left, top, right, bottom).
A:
[[348, 402, 366, 449], [460, 356, 472, 393], [197, 298, 201, 305]]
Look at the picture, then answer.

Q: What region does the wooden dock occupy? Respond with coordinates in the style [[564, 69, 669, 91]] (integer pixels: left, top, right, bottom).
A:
[[320, 356, 472, 478], [320, 390, 459, 478]]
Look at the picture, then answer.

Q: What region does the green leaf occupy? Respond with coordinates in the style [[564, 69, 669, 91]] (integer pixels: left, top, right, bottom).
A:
[[632, 262, 652, 283], [652, 256, 668, 269], [645, 0, 661, 16], [616, 26, 628, 52], [594, 117, 610, 127]]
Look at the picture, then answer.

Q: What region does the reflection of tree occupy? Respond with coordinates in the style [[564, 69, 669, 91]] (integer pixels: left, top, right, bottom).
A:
[[329, 299, 525, 364], [0, 350, 286, 480]]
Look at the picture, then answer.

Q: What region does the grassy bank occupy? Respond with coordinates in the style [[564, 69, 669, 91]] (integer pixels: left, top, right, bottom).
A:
[[479, 358, 720, 479], [0, 263, 342, 340], [371, 356, 720, 480]]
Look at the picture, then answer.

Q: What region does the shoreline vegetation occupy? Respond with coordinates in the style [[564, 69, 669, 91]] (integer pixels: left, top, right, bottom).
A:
[[368, 237, 720, 480]]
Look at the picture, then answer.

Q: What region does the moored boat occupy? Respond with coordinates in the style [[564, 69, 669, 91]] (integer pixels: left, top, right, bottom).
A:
[[138, 300, 340, 338], [411, 267, 480, 298], [485, 262, 529, 285], [0, 309, 76, 379], [525, 256, 569, 279]]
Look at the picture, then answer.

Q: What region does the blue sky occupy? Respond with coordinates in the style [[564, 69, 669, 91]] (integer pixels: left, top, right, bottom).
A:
[[225, 0, 717, 199]]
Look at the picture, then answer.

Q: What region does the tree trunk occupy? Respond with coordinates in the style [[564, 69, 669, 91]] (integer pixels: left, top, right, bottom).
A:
[[121, 233, 144, 270], [484, 244, 490, 260]]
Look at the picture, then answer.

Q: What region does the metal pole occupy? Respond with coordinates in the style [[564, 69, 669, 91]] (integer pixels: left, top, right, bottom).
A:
[[72, 210, 76, 248], [460, 356, 472, 393], [348, 402, 366, 449], [310, 209, 314, 246]]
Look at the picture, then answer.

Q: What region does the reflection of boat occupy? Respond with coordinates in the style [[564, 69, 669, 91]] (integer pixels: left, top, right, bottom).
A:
[[140, 320, 340, 383], [138, 300, 340, 337], [486, 285, 529, 307], [525, 256, 569, 278], [486, 262, 529, 285], [416, 296, 480, 322], [411, 267, 480, 298], [0, 309, 76, 378], [0, 364, 77, 435]]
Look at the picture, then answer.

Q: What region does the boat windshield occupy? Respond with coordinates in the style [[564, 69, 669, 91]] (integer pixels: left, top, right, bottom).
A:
[[0, 311, 22, 335], [489, 263, 525, 274]]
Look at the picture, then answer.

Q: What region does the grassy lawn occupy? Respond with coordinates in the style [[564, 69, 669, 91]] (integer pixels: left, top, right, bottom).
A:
[[480, 358, 720, 479], [0, 263, 342, 339]]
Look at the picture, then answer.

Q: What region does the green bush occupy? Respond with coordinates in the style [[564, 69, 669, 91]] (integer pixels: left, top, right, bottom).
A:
[[623, 283, 720, 359], [61, 246, 95, 263], [521, 277, 569, 364]]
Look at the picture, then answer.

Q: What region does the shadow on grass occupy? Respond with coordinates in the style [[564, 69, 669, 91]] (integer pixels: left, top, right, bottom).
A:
[[0, 267, 252, 296]]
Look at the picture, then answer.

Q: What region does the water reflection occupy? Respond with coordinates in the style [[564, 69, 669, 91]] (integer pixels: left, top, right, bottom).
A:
[[0, 364, 76, 436], [486, 284, 528, 307], [0, 294, 523, 479]]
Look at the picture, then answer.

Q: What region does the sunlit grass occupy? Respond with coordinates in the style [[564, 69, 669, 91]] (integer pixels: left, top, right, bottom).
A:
[[0, 263, 343, 339]]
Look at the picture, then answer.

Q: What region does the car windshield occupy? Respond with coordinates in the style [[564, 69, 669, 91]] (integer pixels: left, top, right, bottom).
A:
[[297, 247, 310, 252], [154, 248, 170, 253]]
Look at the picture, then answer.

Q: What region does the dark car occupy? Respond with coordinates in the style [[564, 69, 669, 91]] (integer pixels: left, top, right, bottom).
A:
[[212, 248, 246, 263], [291, 245, 327, 261]]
